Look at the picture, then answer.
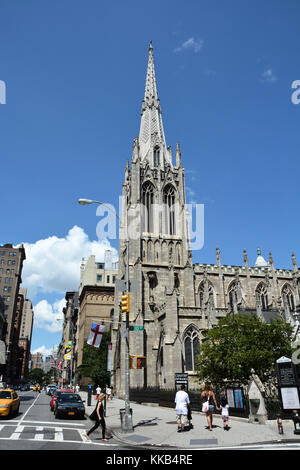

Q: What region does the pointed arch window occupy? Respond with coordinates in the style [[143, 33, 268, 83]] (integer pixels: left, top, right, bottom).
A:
[[256, 283, 268, 310], [199, 282, 205, 309], [153, 146, 160, 167], [142, 181, 154, 232], [184, 327, 200, 371], [282, 285, 295, 312], [164, 185, 176, 235]]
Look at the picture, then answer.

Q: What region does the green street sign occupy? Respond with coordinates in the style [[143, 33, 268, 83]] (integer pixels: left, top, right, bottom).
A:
[[129, 326, 144, 331]]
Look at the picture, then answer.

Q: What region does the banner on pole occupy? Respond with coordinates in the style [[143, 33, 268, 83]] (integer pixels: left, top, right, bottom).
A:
[[87, 322, 105, 348], [64, 341, 72, 360]]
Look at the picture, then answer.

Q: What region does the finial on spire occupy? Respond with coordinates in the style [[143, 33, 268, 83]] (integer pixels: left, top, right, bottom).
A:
[[216, 247, 221, 267], [292, 252, 298, 272], [243, 249, 248, 268], [176, 142, 182, 167], [149, 40, 153, 50]]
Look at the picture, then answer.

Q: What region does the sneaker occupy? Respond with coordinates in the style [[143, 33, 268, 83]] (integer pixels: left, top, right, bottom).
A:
[[177, 428, 182, 433]]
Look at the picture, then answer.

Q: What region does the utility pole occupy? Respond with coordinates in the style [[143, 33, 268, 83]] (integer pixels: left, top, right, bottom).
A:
[[78, 197, 133, 432], [124, 238, 133, 432]]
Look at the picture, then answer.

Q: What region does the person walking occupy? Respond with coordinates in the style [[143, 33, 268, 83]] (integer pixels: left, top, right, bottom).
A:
[[201, 382, 220, 431], [220, 396, 230, 430], [106, 385, 112, 401], [75, 384, 80, 393], [96, 385, 101, 400], [175, 385, 190, 433], [84, 393, 108, 442]]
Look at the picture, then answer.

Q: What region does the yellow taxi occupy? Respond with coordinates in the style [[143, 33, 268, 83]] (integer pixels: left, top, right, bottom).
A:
[[33, 384, 40, 392], [0, 389, 20, 417]]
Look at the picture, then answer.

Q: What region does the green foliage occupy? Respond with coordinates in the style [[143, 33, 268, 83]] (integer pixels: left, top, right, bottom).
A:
[[28, 368, 44, 384], [196, 314, 294, 384], [44, 367, 58, 383], [80, 330, 111, 387]]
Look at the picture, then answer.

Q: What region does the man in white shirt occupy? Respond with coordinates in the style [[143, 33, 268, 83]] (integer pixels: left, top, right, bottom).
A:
[[175, 385, 190, 432], [96, 385, 102, 399]]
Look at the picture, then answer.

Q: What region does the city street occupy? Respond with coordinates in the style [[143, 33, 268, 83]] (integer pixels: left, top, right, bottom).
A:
[[0, 389, 125, 450]]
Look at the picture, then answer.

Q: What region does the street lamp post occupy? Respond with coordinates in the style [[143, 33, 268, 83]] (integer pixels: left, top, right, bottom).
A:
[[78, 198, 133, 432]]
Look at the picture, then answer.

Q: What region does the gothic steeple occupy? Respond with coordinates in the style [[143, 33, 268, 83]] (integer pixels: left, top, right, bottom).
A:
[[138, 42, 170, 166]]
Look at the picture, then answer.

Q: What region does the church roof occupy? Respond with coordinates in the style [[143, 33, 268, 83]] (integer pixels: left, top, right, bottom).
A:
[[138, 42, 170, 165]]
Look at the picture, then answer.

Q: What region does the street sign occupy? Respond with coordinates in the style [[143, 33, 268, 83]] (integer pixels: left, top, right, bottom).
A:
[[175, 373, 188, 385], [129, 326, 144, 331]]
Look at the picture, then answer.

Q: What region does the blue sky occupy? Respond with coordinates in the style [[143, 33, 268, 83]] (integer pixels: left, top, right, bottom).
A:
[[0, 0, 299, 355]]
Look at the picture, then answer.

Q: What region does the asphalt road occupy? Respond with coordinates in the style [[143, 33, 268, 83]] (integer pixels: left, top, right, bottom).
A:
[[0, 389, 123, 451]]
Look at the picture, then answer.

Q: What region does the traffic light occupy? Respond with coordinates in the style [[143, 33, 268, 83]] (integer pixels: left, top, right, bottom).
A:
[[136, 356, 147, 369], [121, 293, 130, 313], [129, 355, 135, 369]]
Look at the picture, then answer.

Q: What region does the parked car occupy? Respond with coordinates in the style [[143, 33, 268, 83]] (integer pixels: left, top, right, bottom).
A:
[[0, 389, 20, 418], [50, 389, 73, 412], [54, 393, 85, 419]]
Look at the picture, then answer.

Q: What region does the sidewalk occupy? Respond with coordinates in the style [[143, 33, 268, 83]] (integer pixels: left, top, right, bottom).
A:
[[79, 391, 299, 449]]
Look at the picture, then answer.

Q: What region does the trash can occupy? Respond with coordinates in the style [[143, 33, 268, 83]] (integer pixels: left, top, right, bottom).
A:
[[120, 408, 133, 432]]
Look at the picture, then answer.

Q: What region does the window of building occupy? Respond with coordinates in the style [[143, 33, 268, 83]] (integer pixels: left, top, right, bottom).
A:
[[106, 275, 110, 284], [256, 283, 268, 310], [112, 276, 116, 283], [142, 181, 154, 233], [184, 327, 200, 371], [163, 185, 176, 235], [97, 274, 103, 282], [282, 285, 295, 312], [153, 146, 160, 167]]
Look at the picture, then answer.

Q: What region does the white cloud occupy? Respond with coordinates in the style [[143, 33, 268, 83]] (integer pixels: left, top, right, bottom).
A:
[[261, 68, 277, 83], [32, 344, 58, 357], [18, 225, 117, 299], [33, 298, 66, 333], [174, 37, 204, 53], [186, 186, 197, 204]]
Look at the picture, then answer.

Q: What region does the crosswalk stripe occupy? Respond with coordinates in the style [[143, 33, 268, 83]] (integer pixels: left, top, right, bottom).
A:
[[10, 425, 24, 439], [54, 427, 64, 441]]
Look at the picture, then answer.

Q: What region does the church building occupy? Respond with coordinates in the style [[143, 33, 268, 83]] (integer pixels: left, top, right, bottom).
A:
[[111, 43, 300, 395]]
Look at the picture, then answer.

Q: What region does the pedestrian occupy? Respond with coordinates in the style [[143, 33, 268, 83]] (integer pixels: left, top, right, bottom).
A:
[[85, 393, 108, 442], [201, 382, 220, 431], [174, 385, 190, 433], [277, 413, 284, 434], [106, 385, 112, 401], [75, 384, 80, 393], [220, 396, 230, 430], [96, 385, 101, 400]]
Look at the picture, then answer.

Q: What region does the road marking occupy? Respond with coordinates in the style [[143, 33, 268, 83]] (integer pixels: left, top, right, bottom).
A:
[[18, 393, 40, 425], [54, 427, 64, 441], [10, 425, 24, 440], [34, 426, 44, 440], [0, 424, 116, 445]]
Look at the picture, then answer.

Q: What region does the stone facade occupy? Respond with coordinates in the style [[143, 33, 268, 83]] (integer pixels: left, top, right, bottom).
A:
[[111, 44, 300, 396], [77, 285, 114, 386]]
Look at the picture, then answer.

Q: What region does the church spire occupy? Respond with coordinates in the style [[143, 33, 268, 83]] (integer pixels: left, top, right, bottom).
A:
[[138, 42, 170, 165]]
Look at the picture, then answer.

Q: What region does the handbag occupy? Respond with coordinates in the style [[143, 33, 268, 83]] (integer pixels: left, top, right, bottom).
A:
[[89, 407, 98, 421], [202, 400, 209, 412]]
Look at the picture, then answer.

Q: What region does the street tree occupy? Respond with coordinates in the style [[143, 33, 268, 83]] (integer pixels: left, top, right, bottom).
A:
[[28, 368, 44, 385], [80, 330, 111, 387], [196, 313, 294, 384]]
